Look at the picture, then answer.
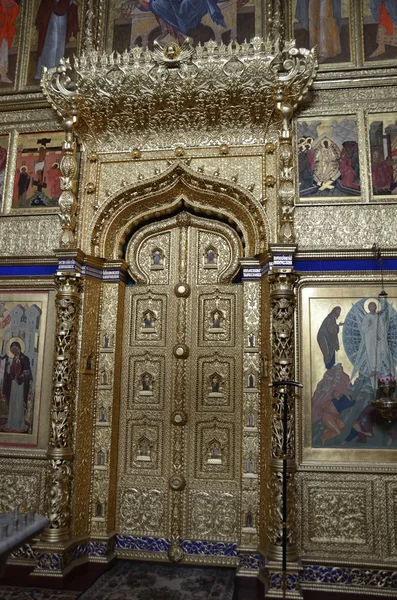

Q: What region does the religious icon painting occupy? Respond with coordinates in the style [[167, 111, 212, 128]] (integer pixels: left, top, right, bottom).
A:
[[109, 0, 256, 53], [362, 0, 397, 64], [0, 0, 22, 89], [368, 113, 397, 197], [26, 0, 81, 86], [297, 115, 361, 200], [0, 135, 9, 210], [291, 0, 353, 67], [12, 130, 78, 210], [300, 284, 397, 463], [0, 291, 49, 448]]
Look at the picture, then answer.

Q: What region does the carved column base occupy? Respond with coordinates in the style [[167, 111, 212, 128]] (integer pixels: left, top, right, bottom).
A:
[[40, 527, 71, 545], [260, 556, 302, 598], [31, 534, 115, 577], [266, 543, 299, 564]]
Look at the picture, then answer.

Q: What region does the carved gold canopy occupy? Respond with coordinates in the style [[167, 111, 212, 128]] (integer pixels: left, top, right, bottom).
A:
[[41, 39, 317, 151], [40, 37, 317, 250]]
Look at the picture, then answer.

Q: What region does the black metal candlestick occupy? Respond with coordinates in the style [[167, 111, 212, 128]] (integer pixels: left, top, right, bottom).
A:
[[272, 380, 302, 599]]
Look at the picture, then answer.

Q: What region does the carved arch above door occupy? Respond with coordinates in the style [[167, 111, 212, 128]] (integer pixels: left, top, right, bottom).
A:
[[90, 162, 269, 259]]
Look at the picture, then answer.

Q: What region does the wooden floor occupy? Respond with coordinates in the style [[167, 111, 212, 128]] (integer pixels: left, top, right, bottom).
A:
[[0, 563, 388, 599]]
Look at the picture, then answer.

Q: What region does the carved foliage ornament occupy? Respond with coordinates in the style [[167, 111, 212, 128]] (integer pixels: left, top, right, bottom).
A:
[[41, 40, 317, 151]]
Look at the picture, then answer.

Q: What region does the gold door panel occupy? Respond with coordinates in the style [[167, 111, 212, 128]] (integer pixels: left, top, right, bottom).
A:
[[116, 212, 248, 559]]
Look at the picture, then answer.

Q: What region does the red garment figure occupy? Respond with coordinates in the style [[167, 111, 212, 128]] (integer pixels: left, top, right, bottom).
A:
[[0, 0, 19, 84], [35, 0, 79, 79], [46, 162, 62, 200], [372, 149, 394, 192], [339, 143, 360, 190]]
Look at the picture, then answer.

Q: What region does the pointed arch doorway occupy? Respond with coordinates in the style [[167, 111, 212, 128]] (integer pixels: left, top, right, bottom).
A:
[[115, 208, 261, 564]]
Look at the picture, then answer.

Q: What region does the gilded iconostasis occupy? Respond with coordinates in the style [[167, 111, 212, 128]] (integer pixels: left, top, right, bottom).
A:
[[0, 1, 397, 598]]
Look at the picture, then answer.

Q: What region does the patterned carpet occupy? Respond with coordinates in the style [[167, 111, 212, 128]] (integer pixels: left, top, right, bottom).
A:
[[79, 560, 235, 600], [0, 588, 79, 600]]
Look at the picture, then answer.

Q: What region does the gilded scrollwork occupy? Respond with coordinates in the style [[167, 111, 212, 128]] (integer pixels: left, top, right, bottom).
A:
[[43, 272, 82, 543], [0, 217, 60, 256], [266, 268, 300, 567], [295, 205, 397, 250], [93, 163, 265, 260], [189, 491, 238, 540], [119, 488, 165, 535], [41, 40, 317, 152], [0, 470, 45, 513], [59, 113, 79, 248]]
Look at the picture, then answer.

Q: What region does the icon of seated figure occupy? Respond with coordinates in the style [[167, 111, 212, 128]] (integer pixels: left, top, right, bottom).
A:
[[209, 373, 223, 396], [210, 310, 224, 331], [142, 310, 156, 330], [140, 372, 153, 395]]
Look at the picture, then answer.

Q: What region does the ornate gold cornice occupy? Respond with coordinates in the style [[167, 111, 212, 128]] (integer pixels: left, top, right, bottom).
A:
[[41, 39, 317, 151]]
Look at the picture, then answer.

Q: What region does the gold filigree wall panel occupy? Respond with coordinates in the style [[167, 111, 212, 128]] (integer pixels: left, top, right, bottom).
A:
[[0, 460, 46, 513], [90, 281, 124, 536], [295, 205, 397, 250], [259, 275, 271, 551], [97, 155, 263, 207], [297, 472, 394, 563], [0, 216, 60, 256], [118, 488, 166, 536], [71, 276, 101, 537], [188, 490, 238, 541]]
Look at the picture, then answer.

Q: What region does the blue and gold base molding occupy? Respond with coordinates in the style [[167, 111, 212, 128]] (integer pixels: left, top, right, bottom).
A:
[[114, 535, 259, 570], [300, 564, 397, 596], [10, 538, 115, 576], [266, 564, 397, 597], [11, 535, 259, 574]]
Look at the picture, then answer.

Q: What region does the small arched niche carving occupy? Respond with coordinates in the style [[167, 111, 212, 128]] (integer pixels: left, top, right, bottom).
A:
[[136, 436, 151, 462], [208, 372, 224, 397], [247, 413, 255, 428], [139, 372, 154, 395], [209, 309, 224, 332], [245, 512, 254, 528], [97, 449, 106, 466], [246, 456, 254, 474], [245, 373, 257, 391], [98, 407, 107, 423], [204, 245, 218, 269], [141, 309, 156, 331], [95, 500, 104, 518], [151, 247, 165, 270], [207, 439, 222, 464], [101, 333, 114, 352]]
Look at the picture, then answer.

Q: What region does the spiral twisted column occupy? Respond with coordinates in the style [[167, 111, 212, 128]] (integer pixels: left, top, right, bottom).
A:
[[41, 271, 83, 544]]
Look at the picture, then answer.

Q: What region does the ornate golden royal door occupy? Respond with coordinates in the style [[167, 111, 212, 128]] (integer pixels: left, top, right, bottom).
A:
[[116, 210, 257, 562]]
